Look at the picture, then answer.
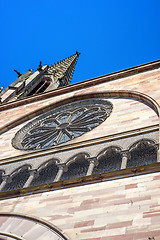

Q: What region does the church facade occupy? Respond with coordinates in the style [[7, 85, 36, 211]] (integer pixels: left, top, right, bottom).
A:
[[0, 54, 160, 240]]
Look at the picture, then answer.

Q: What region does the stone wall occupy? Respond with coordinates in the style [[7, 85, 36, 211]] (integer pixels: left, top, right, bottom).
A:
[[0, 172, 160, 240], [0, 67, 159, 160], [0, 62, 160, 240]]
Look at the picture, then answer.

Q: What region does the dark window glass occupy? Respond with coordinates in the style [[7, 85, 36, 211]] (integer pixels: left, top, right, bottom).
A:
[[30, 163, 58, 186], [0, 173, 3, 185], [127, 143, 157, 168], [2, 169, 30, 191], [93, 150, 122, 174], [61, 158, 89, 180], [28, 79, 51, 96]]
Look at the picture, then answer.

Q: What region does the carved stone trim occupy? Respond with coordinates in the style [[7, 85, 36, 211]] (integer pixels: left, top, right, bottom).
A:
[[12, 98, 113, 150]]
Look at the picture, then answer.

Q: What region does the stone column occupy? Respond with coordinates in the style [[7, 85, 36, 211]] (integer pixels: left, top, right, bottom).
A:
[[121, 151, 130, 169], [86, 157, 98, 176], [54, 164, 68, 182], [23, 170, 38, 188], [0, 175, 11, 191], [156, 145, 160, 162]]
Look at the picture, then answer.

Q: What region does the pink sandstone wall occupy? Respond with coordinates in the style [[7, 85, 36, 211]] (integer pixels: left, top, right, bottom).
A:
[[0, 69, 160, 130], [0, 66, 160, 240], [0, 98, 158, 160], [0, 67, 160, 130], [0, 68, 159, 160], [0, 172, 160, 240]]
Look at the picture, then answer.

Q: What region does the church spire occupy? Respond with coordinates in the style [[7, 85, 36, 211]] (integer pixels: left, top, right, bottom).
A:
[[0, 52, 80, 103], [47, 51, 80, 86]]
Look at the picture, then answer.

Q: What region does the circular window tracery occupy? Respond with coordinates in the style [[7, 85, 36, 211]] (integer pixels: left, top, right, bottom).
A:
[[12, 98, 113, 150]]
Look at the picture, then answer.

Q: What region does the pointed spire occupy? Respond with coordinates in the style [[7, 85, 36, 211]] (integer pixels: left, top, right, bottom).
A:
[[47, 52, 80, 86], [0, 52, 80, 104]]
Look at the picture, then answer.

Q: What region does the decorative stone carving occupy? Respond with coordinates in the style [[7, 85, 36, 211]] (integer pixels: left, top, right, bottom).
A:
[[12, 98, 113, 150]]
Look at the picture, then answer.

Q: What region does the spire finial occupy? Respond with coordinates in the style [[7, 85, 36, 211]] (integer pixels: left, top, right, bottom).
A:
[[76, 51, 81, 56]]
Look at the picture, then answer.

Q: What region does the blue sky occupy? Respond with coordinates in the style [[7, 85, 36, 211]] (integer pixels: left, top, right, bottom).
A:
[[0, 0, 159, 89]]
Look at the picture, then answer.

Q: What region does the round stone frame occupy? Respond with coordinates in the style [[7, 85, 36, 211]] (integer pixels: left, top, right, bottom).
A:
[[12, 98, 113, 151]]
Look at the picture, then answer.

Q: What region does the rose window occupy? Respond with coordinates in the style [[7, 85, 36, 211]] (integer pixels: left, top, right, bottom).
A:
[[12, 98, 113, 150]]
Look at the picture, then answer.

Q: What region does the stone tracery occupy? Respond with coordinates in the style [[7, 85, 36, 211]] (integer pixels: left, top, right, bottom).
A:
[[12, 99, 113, 150]]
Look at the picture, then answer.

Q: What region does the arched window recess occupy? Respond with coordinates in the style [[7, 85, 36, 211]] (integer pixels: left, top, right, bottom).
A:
[[92, 146, 122, 175], [27, 76, 52, 96], [60, 153, 90, 181], [30, 159, 59, 187], [127, 139, 158, 168], [2, 165, 31, 192]]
